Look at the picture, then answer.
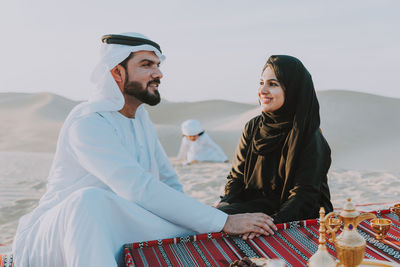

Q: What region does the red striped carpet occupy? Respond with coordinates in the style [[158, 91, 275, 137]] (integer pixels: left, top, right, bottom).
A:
[[0, 254, 13, 267], [123, 209, 400, 267]]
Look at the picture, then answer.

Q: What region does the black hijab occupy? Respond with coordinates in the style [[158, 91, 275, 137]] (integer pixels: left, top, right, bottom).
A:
[[250, 55, 321, 200]]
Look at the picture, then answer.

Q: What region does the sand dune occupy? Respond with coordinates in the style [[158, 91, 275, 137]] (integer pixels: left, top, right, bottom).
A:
[[0, 93, 78, 152], [1, 90, 399, 171], [318, 90, 400, 171], [1, 90, 400, 248]]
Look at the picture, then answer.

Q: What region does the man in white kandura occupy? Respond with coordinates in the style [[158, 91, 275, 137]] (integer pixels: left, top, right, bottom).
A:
[[12, 32, 276, 267], [177, 119, 228, 165]]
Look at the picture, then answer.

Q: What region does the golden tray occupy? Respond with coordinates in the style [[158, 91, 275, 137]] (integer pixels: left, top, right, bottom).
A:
[[335, 259, 400, 267], [249, 258, 400, 267], [348, 259, 400, 267]]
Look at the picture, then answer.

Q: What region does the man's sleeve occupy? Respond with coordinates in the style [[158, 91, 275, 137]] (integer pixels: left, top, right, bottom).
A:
[[68, 114, 227, 234], [155, 138, 184, 192]]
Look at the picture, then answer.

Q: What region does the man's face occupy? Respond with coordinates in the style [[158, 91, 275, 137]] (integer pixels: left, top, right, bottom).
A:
[[122, 51, 163, 106]]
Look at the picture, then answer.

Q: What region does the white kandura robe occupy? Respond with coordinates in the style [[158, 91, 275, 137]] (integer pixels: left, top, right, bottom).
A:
[[177, 133, 228, 165], [12, 106, 227, 267]]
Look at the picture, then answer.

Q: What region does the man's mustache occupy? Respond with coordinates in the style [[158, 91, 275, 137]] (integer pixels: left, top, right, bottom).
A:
[[147, 78, 161, 87]]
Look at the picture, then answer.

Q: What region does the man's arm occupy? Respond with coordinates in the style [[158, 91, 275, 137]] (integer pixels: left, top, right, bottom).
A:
[[68, 114, 275, 238], [68, 114, 226, 234], [155, 138, 184, 192]]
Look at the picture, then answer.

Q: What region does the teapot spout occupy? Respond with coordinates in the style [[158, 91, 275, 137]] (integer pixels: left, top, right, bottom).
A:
[[355, 212, 376, 226]]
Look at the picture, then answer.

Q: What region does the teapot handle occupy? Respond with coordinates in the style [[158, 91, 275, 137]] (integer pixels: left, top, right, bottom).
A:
[[324, 212, 339, 242]]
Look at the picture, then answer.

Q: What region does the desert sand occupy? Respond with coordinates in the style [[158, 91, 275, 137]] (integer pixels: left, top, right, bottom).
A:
[[1, 91, 399, 251]]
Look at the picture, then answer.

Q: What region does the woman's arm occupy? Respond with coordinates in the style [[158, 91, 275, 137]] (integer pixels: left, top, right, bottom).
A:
[[272, 131, 332, 223]]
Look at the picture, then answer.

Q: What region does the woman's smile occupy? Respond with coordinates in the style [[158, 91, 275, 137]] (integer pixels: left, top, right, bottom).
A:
[[260, 96, 273, 104], [258, 66, 285, 113]]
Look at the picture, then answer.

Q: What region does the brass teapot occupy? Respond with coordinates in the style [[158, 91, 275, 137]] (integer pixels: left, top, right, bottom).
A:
[[329, 198, 376, 267]]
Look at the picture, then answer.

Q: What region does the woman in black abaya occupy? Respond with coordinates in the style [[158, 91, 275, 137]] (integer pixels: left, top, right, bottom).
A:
[[217, 55, 333, 235]]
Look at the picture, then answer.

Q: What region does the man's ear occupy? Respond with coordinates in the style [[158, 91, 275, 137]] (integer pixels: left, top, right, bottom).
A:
[[110, 65, 125, 84]]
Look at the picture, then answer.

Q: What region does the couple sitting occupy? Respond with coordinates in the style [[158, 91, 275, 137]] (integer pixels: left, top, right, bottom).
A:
[[12, 32, 333, 267]]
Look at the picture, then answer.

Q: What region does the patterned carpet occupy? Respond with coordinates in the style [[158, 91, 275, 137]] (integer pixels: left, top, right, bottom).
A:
[[0, 254, 13, 267], [2, 209, 399, 267], [124, 209, 400, 267]]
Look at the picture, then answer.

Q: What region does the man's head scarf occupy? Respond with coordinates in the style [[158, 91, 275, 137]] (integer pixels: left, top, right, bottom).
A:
[[55, 32, 165, 182], [79, 32, 165, 117]]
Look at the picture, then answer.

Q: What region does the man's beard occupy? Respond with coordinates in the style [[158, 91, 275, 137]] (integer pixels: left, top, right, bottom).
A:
[[123, 75, 161, 106]]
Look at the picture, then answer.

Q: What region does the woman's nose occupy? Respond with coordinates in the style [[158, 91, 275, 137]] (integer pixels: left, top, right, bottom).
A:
[[259, 85, 269, 94]]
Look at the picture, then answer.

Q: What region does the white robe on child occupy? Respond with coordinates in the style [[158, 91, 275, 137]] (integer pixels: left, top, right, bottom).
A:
[[177, 133, 228, 165], [12, 33, 228, 267]]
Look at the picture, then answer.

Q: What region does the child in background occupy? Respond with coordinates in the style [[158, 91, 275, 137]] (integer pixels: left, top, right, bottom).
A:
[[177, 119, 228, 165]]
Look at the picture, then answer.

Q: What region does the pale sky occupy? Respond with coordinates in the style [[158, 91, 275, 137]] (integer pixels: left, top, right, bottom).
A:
[[0, 0, 399, 103]]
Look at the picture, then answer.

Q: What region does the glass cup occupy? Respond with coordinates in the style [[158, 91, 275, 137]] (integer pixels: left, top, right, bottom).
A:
[[390, 204, 400, 220], [370, 218, 391, 240]]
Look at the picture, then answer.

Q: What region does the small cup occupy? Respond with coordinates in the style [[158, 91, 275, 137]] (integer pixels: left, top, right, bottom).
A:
[[327, 217, 341, 230], [326, 217, 341, 242], [390, 204, 400, 220], [370, 218, 392, 240]]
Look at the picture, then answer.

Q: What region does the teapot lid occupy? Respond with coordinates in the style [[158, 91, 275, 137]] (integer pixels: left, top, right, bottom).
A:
[[340, 198, 359, 218]]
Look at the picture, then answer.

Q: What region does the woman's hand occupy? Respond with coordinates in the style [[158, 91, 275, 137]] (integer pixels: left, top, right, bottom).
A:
[[229, 257, 257, 267], [241, 231, 263, 240], [215, 202, 229, 208], [240, 214, 276, 240], [222, 213, 277, 237]]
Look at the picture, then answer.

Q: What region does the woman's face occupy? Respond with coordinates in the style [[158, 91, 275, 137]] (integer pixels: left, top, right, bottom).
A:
[[258, 66, 285, 113]]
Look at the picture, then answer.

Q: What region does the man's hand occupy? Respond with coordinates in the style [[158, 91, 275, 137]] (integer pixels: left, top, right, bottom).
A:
[[215, 202, 229, 208], [222, 213, 277, 238], [229, 257, 257, 267]]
